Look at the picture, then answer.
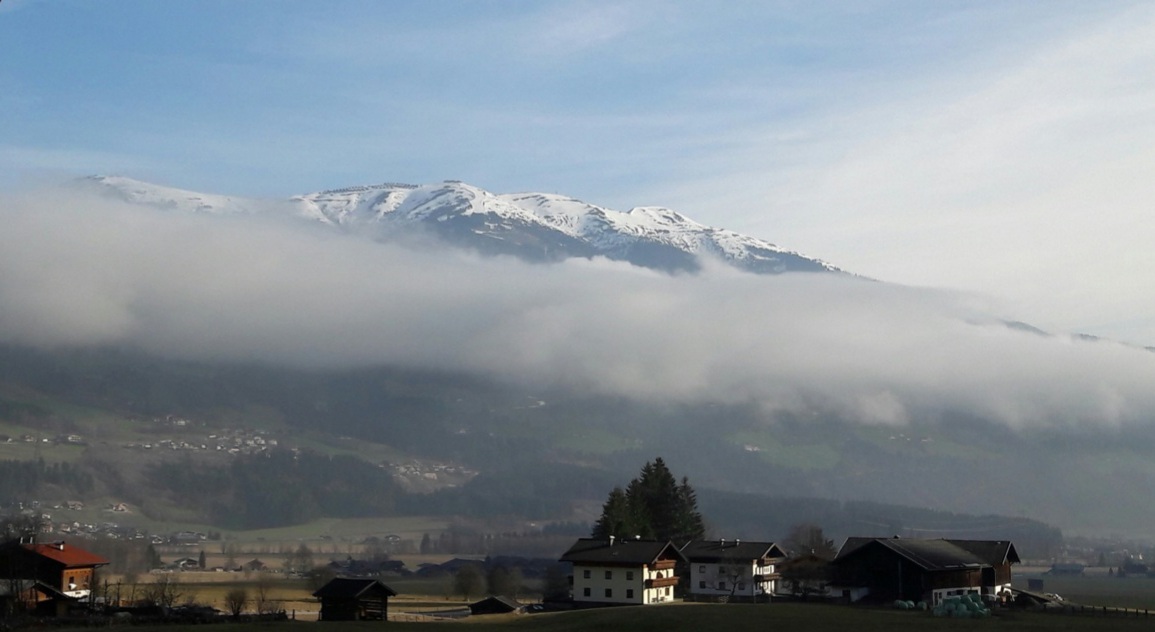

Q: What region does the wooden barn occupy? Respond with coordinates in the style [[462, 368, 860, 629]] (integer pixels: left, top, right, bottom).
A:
[[830, 537, 1019, 605], [312, 577, 397, 621]]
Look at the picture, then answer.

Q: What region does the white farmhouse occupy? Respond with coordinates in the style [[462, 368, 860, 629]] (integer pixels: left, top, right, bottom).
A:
[[681, 539, 787, 603], [559, 537, 684, 606]]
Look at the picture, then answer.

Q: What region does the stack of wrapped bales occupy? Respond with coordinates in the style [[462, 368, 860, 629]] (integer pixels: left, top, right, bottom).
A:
[[931, 594, 990, 618]]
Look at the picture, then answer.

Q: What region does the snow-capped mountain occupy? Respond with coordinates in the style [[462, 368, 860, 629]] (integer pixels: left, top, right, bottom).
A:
[[83, 175, 839, 275]]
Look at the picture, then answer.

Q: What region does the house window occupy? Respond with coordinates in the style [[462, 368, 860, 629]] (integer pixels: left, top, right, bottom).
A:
[[605, 588, 612, 598], [627, 589, 634, 599], [738, 582, 746, 591], [605, 570, 612, 580], [699, 565, 706, 573], [719, 566, 727, 574], [583, 569, 591, 579], [626, 571, 634, 580], [583, 587, 590, 597], [719, 581, 726, 590], [665, 587, 671, 596]]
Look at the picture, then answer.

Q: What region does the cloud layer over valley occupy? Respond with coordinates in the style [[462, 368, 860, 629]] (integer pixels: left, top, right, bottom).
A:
[[3, 187, 1154, 431]]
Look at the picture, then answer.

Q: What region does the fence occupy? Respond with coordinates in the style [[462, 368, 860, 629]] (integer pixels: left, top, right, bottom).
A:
[[1040, 604, 1151, 618]]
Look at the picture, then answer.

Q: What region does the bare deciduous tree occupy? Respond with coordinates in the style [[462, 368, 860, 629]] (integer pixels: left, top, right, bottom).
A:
[[453, 564, 485, 601], [223, 587, 248, 618], [252, 573, 282, 615], [783, 523, 837, 560], [140, 575, 183, 608]]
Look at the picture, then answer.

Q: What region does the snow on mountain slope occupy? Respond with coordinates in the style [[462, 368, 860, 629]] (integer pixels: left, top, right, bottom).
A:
[[82, 175, 333, 223], [83, 176, 840, 275]]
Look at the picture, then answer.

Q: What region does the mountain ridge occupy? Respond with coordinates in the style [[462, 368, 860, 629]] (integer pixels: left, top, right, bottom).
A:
[[82, 175, 840, 275]]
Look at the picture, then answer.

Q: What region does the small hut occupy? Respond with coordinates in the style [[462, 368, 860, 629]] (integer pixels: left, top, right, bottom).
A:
[[313, 578, 398, 621], [469, 595, 524, 615]]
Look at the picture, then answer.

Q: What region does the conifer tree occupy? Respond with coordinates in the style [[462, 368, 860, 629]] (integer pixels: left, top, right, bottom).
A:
[[592, 486, 636, 540], [592, 457, 705, 545]]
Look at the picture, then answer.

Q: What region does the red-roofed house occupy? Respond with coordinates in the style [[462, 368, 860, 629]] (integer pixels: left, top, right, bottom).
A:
[[0, 540, 109, 600]]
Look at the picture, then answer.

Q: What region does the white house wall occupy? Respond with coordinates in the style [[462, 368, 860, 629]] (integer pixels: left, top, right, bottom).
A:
[[688, 561, 776, 598], [572, 564, 674, 605]]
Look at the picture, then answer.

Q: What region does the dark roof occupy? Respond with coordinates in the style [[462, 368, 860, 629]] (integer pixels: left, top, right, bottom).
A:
[[469, 595, 523, 614], [312, 578, 398, 599], [836, 537, 876, 559], [560, 538, 685, 566], [948, 540, 1021, 566], [835, 537, 1019, 572], [680, 540, 787, 563]]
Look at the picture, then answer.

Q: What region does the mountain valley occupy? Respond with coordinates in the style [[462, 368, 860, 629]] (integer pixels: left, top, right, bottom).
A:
[[2, 177, 1155, 550]]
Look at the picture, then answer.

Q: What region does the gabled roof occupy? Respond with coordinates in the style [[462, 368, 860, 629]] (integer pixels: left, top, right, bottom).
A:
[[0, 579, 71, 599], [680, 540, 787, 564], [22, 543, 109, 568], [312, 577, 398, 599], [948, 540, 1020, 566], [560, 538, 685, 566], [836, 538, 1016, 573], [469, 595, 523, 613]]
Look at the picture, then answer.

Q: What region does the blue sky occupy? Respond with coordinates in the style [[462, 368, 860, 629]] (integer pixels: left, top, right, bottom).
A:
[[3, 0, 1155, 344]]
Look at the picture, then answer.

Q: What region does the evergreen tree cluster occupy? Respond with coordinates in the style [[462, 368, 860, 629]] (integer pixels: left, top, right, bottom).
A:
[[0, 458, 94, 500], [592, 457, 705, 545], [148, 449, 399, 529]]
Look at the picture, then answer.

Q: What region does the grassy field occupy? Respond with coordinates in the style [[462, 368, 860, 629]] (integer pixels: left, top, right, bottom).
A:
[[62, 602, 1155, 632], [111, 566, 1155, 627], [1013, 570, 1155, 610]]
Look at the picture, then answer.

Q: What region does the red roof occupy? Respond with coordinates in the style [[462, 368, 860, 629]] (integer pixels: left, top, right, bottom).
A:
[[22, 543, 109, 568]]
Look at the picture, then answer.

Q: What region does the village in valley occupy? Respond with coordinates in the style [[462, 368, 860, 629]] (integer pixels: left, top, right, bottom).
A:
[[3, 457, 1155, 630]]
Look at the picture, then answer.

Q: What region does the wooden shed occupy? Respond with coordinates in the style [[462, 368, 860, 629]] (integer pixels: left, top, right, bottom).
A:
[[313, 577, 398, 621], [469, 595, 524, 615]]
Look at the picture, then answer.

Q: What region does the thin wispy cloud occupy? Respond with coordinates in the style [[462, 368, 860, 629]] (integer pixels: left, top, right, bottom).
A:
[[644, 3, 1155, 344], [521, 1, 656, 56]]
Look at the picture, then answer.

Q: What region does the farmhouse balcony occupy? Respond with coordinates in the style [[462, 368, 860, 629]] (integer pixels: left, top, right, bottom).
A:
[[646, 576, 680, 589]]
